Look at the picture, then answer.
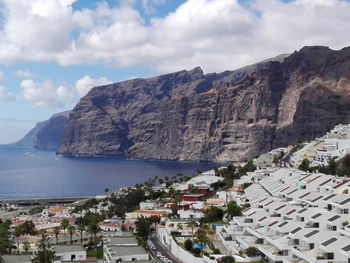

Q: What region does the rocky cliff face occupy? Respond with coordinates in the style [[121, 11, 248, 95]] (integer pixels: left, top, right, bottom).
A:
[[58, 46, 350, 162], [16, 111, 70, 151]]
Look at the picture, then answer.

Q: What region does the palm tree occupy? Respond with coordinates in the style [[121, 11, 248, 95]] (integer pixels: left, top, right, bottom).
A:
[[186, 220, 198, 240], [22, 241, 30, 253], [87, 223, 99, 243], [78, 225, 85, 244], [14, 225, 23, 254], [68, 225, 75, 244], [196, 232, 209, 254], [60, 219, 69, 243], [53, 227, 60, 245]]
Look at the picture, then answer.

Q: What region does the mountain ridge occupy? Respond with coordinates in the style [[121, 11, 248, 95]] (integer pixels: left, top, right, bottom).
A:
[[14, 111, 70, 151], [57, 46, 350, 162]]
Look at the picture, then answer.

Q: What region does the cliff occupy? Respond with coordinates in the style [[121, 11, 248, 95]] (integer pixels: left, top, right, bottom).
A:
[[16, 111, 70, 151], [58, 46, 350, 162]]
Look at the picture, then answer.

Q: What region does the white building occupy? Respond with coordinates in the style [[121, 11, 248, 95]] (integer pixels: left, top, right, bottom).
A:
[[103, 234, 150, 263], [53, 245, 86, 262]]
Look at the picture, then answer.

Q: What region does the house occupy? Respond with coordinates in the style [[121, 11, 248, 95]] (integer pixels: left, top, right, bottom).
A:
[[183, 193, 205, 202], [2, 255, 32, 263], [53, 245, 87, 262], [103, 234, 150, 263], [178, 209, 204, 219], [125, 209, 170, 222], [139, 200, 158, 210]]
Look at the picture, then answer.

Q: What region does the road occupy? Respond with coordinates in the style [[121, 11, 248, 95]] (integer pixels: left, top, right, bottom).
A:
[[148, 234, 184, 263]]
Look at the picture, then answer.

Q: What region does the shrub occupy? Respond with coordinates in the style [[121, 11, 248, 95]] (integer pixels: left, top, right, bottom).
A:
[[213, 248, 221, 254], [245, 246, 260, 257], [191, 247, 201, 256], [184, 239, 193, 251], [219, 256, 235, 263]]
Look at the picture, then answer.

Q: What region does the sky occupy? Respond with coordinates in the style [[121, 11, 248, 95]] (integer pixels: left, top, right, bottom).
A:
[[1, 0, 350, 143]]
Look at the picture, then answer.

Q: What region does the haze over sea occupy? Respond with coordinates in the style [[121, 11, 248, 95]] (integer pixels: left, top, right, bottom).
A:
[[0, 147, 216, 200]]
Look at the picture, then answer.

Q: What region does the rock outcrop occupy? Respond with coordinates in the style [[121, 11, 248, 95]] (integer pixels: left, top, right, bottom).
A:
[[16, 111, 70, 151], [58, 46, 350, 162]]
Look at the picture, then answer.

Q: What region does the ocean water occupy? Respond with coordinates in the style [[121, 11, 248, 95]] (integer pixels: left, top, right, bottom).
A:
[[0, 147, 216, 200]]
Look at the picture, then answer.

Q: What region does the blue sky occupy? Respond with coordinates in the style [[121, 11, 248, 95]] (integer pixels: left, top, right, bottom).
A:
[[0, 0, 350, 143]]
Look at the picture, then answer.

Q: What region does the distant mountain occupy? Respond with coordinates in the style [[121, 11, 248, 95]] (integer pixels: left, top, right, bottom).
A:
[[53, 46, 350, 162], [15, 111, 70, 151]]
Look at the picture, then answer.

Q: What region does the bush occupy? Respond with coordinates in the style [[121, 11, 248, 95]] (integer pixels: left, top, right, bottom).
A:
[[213, 248, 221, 254], [219, 256, 235, 263], [245, 246, 260, 257], [298, 159, 310, 172], [184, 239, 193, 251], [191, 247, 201, 256]]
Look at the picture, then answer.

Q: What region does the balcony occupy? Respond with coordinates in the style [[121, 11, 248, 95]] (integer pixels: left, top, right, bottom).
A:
[[291, 246, 316, 263], [258, 244, 285, 261]]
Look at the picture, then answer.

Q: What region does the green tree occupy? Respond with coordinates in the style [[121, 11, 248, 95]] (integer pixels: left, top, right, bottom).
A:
[[60, 219, 69, 243], [298, 159, 310, 172], [32, 230, 55, 263], [272, 155, 280, 166], [328, 157, 337, 175], [23, 241, 30, 253], [196, 231, 209, 253], [0, 223, 13, 254], [53, 227, 60, 245], [240, 160, 256, 174], [227, 201, 242, 217], [245, 246, 260, 257], [184, 239, 193, 251], [21, 221, 36, 235], [202, 206, 224, 223], [219, 256, 235, 263], [14, 226, 23, 254], [135, 217, 151, 239], [68, 225, 75, 244], [186, 220, 198, 240], [78, 224, 85, 244], [336, 154, 350, 177], [87, 223, 99, 243]]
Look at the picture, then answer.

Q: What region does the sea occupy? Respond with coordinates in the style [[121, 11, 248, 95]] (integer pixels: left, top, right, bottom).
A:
[[0, 147, 217, 200]]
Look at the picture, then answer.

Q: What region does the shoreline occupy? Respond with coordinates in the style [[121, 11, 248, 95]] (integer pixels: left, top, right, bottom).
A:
[[0, 196, 92, 206]]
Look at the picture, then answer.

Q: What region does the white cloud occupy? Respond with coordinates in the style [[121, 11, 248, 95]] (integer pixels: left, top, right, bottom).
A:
[[75, 75, 112, 97], [142, 0, 166, 14], [0, 71, 4, 81], [14, 70, 32, 78], [1, 0, 350, 72], [0, 86, 16, 102], [21, 79, 74, 107]]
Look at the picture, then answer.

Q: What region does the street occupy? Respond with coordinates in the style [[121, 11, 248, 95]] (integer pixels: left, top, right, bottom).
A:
[[147, 234, 184, 263]]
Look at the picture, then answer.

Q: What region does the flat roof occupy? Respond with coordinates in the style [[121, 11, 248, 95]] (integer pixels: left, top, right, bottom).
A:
[[327, 215, 341, 222], [339, 197, 350, 205], [323, 194, 336, 201], [107, 245, 148, 257], [55, 245, 85, 254], [107, 236, 138, 246], [342, 244, 350, 252], [321, 237, 338, 247], [2, 255, 31, 263], [304, 230, 319, 238]]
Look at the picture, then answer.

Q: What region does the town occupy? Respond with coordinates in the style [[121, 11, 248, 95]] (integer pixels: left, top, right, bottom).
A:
[[1, 125, 350, 263]]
